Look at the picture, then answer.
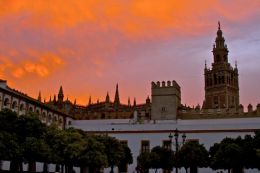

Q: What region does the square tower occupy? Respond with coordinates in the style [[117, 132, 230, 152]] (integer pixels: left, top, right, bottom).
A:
[[151, 80, 181, 120], [203, 23, 239, 110]]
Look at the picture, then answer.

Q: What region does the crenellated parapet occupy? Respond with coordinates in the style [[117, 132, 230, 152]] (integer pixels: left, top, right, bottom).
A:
[[179, 102, 260, 119], [151, 80, 180, 90]]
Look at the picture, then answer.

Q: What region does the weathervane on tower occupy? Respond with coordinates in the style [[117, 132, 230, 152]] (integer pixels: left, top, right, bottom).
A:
[[218, 21, 221, 30]]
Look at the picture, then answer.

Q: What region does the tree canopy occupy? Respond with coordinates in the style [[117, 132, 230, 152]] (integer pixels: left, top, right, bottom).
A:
[[0, 109, 132, 173]]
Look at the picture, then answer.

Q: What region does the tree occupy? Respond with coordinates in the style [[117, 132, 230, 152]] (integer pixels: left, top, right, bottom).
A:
[[149, 146, 174, 173], [16, 114, 49, 172], [176, 141, 208, 173], [239, 135, 258, 169], [43, 125, 67, 173], [23, 137, 50, 172], [210, 138, 244, 173], [0, 109, 23, 172], [118, 144, 133, 173], [79, 136, 108, 173], [137, 152, 152, 173], [253, 130, 260, 170], [62, 128, 87, 173], [96, 135, 124, 173]]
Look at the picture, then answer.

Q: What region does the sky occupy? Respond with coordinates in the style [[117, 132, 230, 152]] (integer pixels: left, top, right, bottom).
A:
[[0, 0, 260, 108]]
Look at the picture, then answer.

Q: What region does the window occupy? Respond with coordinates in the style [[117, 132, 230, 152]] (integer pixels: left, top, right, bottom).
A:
[[161, 107, 166, 112], [3, 98, 9, 106], [213, 96, 219, 108], [216, 55, 220, 62], [214, 74, 217, 85], [19, 104, 24, 111], [59, 118, 63, 125], [12, 101, 17, 109], [141, 140, 150, 153], [223, 55, 227, 62], [42, 112, 46, 121], [29, 106, 33, 112], [48, 114, 52, 123]]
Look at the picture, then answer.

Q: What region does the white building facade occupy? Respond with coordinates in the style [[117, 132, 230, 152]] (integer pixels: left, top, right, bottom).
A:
[[71, 118, 260, 173]]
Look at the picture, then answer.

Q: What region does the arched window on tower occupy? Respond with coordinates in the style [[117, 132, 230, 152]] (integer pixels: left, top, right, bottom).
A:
[[214, 74, 217, 85], [223, 55, 227, 62], [216, 55, 220, 62]]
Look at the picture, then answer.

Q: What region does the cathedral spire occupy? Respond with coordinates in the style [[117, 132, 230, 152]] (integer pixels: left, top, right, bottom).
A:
[[106, 92, 110, 103], [213, 21, 229, 64], [88, 96, 92, 105], [37, 91, 42, 102], [128, 97, 131, 107], [114, 83, 120, 105], [58, 86, 64, 102]]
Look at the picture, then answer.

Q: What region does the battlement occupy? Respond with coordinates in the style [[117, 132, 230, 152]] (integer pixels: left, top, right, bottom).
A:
[[151, 80, 180, 90], [178, 103, 260, 119]]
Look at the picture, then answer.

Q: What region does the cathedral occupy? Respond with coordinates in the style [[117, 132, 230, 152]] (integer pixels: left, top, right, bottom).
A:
[[46, 23, 260, 121], [46, 84, 151, 120]]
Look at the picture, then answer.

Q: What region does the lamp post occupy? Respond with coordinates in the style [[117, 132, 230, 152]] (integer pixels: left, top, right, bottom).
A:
[[169, 128, 186, 173]]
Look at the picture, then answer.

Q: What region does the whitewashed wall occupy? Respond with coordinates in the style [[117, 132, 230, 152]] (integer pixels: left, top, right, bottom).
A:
[[72, 118, 260, 173]]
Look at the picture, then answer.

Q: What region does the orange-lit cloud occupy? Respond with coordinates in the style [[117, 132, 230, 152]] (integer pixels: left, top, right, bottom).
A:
[[1, 0, 259, 38], [0, 52, 65, 79]]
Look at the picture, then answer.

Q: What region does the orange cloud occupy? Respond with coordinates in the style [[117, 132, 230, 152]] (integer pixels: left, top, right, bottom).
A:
[[0, 56, 14, 78], [0, 52, 65, 79], [1, 0, 259, 39]]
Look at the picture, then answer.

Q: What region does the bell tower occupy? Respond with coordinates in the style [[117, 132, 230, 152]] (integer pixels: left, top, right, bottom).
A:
[[203, 22, 239, 110]]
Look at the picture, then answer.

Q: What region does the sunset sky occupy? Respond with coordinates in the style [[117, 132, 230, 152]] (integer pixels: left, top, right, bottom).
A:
[[0, 0, 260, 107]]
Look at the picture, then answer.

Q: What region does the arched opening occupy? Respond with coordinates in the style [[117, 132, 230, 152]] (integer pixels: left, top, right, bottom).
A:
[[48, 114, 52, 123], [3, 98, 9, 106], [216, 55, 220, 62], [214, 74, 217, 85], [19, 104, 24, 111], [42, 112, 46, 120], [223, 55, 227, 62], [12, 101, 17, 109], [29, 107, 33, 112], [59, 118, 63, 125]]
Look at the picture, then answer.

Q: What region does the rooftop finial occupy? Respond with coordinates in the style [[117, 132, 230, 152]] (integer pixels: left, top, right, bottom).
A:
[[235, 60, 238, 68], [205, 60, 207, 69], [218, 21, 221, 30]]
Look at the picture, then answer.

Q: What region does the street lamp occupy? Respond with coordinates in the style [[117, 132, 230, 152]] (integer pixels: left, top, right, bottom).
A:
[[168, 128, 187, 173]]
